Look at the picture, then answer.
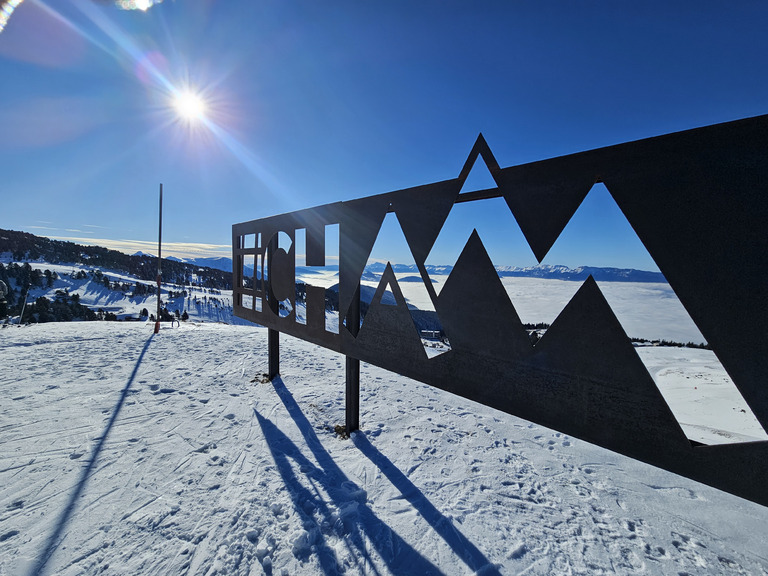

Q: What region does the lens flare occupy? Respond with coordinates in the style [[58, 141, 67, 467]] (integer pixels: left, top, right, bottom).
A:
[[28, 0, 284, 195], [0, 0, 25, 34]]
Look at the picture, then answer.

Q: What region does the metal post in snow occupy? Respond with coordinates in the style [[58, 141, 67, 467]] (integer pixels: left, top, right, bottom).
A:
[[154, 183, 163, 334], [18, 289, 28, 326], [345, 283, 361, 434], [267, 234, 279, 379]]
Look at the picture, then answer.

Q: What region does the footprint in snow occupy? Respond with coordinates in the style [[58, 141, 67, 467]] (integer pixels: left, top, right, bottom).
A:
[[0, 530, 20, 542], [644, 543, 668, 560], [671, 531, 710, 568], [507, 543, 528, 560]]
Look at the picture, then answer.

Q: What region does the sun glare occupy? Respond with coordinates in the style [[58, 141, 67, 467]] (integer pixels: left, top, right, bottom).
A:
[[173, 91, 206, 121], [0, 0, 25, 34], [116, 0, 161, 11]]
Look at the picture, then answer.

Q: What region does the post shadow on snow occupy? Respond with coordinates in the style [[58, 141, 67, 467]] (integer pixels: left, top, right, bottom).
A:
[[28, 334, 155, 576], [255, 376, 500, 576], [351, 433, 500, 575]]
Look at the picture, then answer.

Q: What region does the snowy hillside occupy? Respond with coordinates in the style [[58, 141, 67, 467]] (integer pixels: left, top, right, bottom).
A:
[[2, 262, 250, 326], [1, 322, 767, 576]]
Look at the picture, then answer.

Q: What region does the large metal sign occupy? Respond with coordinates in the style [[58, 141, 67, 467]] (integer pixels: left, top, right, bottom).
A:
[[233, 115, 768, 506]]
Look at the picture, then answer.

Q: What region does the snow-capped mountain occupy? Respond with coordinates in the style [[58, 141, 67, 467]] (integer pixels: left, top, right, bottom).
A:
[[365, 262, 666, 283], [206, 256, 666, 283]]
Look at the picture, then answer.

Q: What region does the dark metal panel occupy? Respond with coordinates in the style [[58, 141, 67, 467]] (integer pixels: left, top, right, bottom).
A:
[[496, 156, 598, 263], [305, 285, 327, 336], [337, 196, 390, 329], [305, 222, 326, 267], [598, 118, 768, 430], [389, 179, 463, 266], [686, 442, 768, 507], [233, 114, 768, 507]]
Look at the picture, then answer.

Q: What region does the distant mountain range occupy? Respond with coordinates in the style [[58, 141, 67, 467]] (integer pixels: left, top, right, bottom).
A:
[[364, 262, 666, 282], [188, 256, 666, 284], [2, 229, 665, 284], [134, 252, 234, 273]]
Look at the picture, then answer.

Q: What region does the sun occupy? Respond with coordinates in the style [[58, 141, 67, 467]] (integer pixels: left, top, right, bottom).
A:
[[173, 91, 206, 121]]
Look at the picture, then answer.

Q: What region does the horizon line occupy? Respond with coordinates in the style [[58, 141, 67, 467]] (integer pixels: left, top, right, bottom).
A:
[[47, 235, 231, 261], [5, 231, 662, 274]]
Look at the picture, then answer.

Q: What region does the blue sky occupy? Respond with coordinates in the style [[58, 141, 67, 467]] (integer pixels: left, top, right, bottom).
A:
[[1, 1, 766, 270]]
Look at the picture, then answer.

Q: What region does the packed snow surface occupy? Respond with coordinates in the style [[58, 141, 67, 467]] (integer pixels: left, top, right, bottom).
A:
[[2, 322, 767, 576]]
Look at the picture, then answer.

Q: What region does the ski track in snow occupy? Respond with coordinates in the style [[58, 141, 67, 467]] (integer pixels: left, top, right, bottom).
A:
[[1, 322, 767, 576]]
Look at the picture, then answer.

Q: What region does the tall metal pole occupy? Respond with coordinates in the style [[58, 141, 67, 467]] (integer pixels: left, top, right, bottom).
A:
[[154, 183, 163, 334]]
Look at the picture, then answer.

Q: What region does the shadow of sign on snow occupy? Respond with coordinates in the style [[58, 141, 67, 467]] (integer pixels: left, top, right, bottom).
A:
[[254, 376, 500, 575], [352, 432, 498, 574], [28, 333, 155, 576]]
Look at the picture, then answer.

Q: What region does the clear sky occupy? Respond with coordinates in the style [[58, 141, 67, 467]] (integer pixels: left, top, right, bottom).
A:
[[1, 0, 766, 270]]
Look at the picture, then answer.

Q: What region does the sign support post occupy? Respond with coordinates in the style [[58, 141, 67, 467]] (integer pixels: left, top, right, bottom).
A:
[[154, 183, 163, 334]]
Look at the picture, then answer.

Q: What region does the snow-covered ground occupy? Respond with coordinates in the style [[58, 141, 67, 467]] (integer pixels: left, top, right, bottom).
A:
[[2, 322, 767, 576], [636, 347, 766, 445]]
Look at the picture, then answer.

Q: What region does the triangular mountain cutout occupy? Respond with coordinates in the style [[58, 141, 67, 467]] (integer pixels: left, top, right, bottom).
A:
[[389, 179, 462, 268], [352, 264, 428, 365], [602, 144, 768, 435], [537, 184, 767, 445], [544, 183, 659, 273], [458, 137, 499, 193], [458, 134, 501, 185], [425, 195, 539, 298], [496, 153, 597, 262], [542, 183, 701, 342], [529, 276, 692, 459], [353, 213, 447, 357], [436, 230, 532, 362]]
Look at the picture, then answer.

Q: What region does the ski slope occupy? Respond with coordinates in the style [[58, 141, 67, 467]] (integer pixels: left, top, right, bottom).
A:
[[1, 322, 767, 575]]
